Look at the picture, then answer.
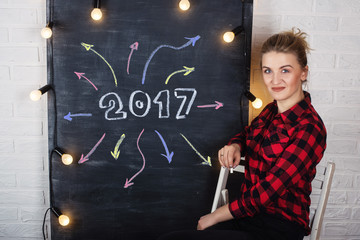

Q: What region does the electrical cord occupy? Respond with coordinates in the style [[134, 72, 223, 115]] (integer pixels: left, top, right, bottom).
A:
[[42, 0, 56, 238], [238, 0, 251, 130], [42, 208, 51, 240], [42, 149, 56, 240]]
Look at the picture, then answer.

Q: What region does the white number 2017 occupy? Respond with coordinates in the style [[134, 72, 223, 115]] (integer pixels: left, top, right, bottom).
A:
[[98, 88, 197, 120]]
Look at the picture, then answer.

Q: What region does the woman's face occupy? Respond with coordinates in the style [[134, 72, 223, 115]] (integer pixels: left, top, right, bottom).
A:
[[261, 51, 308, 111]]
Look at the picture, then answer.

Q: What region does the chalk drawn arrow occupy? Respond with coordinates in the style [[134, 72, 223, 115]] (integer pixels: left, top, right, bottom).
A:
[[197, 101, 224, 110], [110, 134, 126, 160], [154, 130, 174, 163], [74, 72, 98, 91], [124, 129, 146, 188], [165, 66, 195, 85], [78, 133, 106, 164], [141, 35, 201, 85], [80, 42, 118, 87], [180, 133, 212, 166], [64, 112, 92, 121], [127, 42, 139, 75]]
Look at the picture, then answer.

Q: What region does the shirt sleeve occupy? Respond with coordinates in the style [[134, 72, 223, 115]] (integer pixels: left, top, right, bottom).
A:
[[227, 125, 250, 156], [228, 103, 273, 156], [229, 122, 327, 218]]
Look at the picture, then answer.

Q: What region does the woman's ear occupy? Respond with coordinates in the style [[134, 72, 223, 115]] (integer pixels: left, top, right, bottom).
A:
[[301, 65, 309, 81]]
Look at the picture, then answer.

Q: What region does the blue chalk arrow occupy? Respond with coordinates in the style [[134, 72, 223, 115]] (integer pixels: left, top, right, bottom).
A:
[[64, 112, 92, 121], [154, 130, 174, 163], [141, 35, 201, 85]]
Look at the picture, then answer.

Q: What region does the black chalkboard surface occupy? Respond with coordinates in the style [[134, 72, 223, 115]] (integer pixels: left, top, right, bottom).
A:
[[48, 0, 253, 239]]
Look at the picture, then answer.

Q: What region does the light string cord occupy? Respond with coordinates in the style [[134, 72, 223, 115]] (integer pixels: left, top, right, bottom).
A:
[[232, 6, 249, 230], [42, 207, 51, 240], [43, 0, 57, 238], [239, 0, 249, 130]]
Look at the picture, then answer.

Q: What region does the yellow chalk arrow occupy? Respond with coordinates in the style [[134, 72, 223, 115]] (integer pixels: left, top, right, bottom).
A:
[[165, 66, 195, 84], [111, 134, 125, 160], [81, 43, 93, 51], [180, 133, 212, 166], [81, 42, 118, 87]]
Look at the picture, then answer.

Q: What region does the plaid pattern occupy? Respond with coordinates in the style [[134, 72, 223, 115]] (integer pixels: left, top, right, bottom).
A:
[[228, 92, 326, 235]]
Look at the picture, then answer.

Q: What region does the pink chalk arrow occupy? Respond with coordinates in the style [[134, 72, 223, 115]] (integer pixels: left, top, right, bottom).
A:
[[127, 42, 139, 75], [197, 101, 223, 110], [78, 133, 106, 164], [124, 129, 145, 188], [74, 72, 98, 91]]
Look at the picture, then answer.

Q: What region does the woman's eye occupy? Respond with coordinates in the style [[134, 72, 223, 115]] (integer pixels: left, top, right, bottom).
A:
[[281, 69, 289, 73], [263, 69, 271, 74]]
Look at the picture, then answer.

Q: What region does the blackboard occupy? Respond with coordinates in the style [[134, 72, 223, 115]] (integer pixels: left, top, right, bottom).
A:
[[47, 0, 253, 239]]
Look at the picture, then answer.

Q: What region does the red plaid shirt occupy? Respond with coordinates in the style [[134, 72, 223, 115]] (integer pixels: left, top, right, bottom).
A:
[[228, 92, 326, 235]]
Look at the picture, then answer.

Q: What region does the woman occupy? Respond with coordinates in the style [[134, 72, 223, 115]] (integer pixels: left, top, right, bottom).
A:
[[159, 29, 327, 240]]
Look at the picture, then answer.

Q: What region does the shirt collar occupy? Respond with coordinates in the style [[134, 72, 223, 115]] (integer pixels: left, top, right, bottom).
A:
[[276, 91, 312, 124]]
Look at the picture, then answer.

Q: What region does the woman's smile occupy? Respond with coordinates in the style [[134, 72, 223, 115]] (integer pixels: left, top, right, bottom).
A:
[[271, 87, 286, 92]]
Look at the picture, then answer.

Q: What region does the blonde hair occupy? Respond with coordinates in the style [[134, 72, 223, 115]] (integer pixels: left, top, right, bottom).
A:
[[260, 28, 311, 68]]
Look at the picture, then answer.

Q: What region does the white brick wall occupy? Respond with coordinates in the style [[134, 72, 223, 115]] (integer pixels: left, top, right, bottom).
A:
[[0, 0, 359, 239], [251, 0, 360, 239], [0, 0, 48, 239]]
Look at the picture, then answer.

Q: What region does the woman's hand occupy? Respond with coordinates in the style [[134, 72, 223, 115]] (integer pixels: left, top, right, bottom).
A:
[[197, 204, 234, 230], [218, 144, 241, 168], [197, 213, 217, 230]]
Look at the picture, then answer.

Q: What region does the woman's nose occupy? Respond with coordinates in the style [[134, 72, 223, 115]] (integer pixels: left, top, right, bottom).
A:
[[272, 72, 282, 84]]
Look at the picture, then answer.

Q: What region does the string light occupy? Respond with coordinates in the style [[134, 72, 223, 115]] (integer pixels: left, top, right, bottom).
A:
[[58, 215, 70, 226], [244, 91, 263, 109], [91, 0, 102, 21], [53, 147, 73, 165], [41, 22, 53, 39], [29, 84, 52, 101], [40, 0, 72, 236], [179, 0, 190, 11], [223, 31, 235, 43], [51, 208, 70, 226], [223, 26, 243, 43], [251, 98, 263, 109]]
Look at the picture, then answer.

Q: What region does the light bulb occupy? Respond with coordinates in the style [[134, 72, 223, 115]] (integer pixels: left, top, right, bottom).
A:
[[53, 147, 73, 165], [179, 0, 190, 11], [41, 26, 52, 39], [29, 90, 42, 101], [58, 214, 70, 226], [29, 85, 51, 101], [61, 154, 73, 165], [223, 31, 235, 43], [91, 8, 102, 20], [252, 98, 263, 109]]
